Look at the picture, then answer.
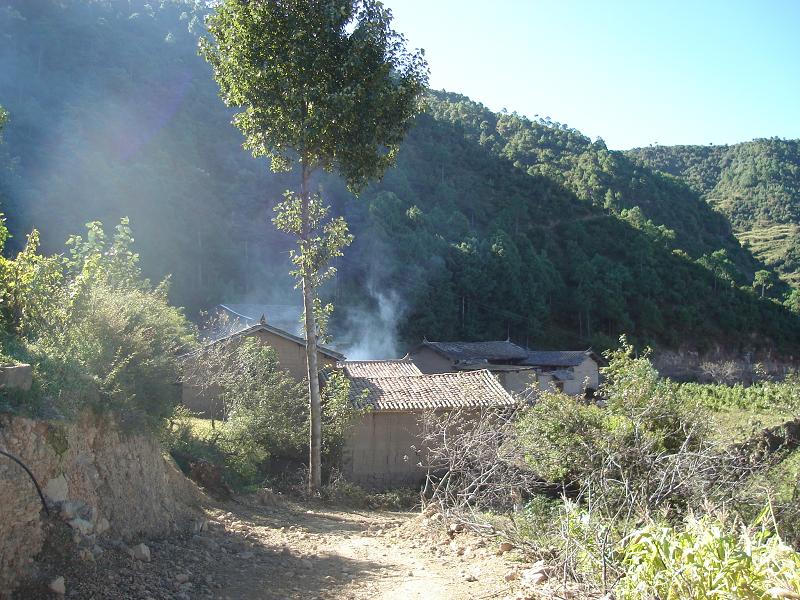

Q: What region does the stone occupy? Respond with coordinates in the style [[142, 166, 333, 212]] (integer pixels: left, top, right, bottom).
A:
[[239, 551, 254, 559], [78, 548, 95, 562], [504, 569, 520, 582], [49, 576, 66, 595], [498, 541, 514, 554], [192, 519, 208, 533], [60, 501, 84, 521], [521, 571, 548, 586], [175, 574, 190, 584], [0, 363, 32, 391], [132, 543, 151, 562], [44, 475, 69, 504], [78, 504, 97, 523], [95, 517, 110, 535], [68, 518, 94, 536], [91, 545, 104, 559]]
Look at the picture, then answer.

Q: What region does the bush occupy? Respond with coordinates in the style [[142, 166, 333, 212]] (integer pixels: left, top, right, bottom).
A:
[[179, 339, 363, 488], [517, 338, 718, 517], [678, 374, 800, 414], [617, 511, 800, 599], [215, 338, 308, 481], [161, 406, 227, 474], [322, 474, 419, 510], [0, 219, 195, 425]]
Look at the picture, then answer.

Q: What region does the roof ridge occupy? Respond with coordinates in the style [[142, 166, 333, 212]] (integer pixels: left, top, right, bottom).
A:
[[343, 358, 414, 363], [353, 368, 500, 381]]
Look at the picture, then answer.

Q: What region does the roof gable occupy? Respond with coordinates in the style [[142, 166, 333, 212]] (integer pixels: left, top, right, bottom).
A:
[[217, 303, 303, 337]]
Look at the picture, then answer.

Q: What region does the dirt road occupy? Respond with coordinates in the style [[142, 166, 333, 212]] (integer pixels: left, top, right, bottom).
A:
[[212, 498, 512, 600], [17, 495, 517, 599]]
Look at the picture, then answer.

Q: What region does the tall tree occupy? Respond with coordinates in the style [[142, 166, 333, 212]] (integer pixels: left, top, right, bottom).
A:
[[201, 0, 428, 492], [753, 269, 774, 299]]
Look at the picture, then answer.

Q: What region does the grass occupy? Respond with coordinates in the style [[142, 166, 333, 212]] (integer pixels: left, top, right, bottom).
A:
[[764, 448, 800, 501], [709, 407, 793, 443], [737, 223, 800, 286], [186, 416, 217, 439]]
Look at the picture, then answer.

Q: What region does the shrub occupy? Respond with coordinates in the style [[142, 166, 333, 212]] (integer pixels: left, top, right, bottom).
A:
[[518, 338, 719, 517], [188, 339, 363, 486], [0, 219, 195, 425], [617, 511, 800, 599], [322, 473, 419, 510], [161, 405, 227, 474], [215, 339, 308, 481]]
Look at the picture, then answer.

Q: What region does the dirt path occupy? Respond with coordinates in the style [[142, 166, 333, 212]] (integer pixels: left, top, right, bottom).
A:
[[16, 494, 520, 599], [212, 498, 512, 600]]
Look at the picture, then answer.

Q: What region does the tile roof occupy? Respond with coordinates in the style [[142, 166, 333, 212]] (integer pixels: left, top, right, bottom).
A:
[[349, 369, 517, 411], [522, 350, 591, 368], [341, 360, 422, 378], [417, 340, 529, 362]]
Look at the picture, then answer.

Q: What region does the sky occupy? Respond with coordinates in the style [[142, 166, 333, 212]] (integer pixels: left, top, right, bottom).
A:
[[387, 0, 800, 150]]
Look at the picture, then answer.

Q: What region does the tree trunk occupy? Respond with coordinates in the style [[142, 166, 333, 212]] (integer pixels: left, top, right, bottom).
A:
[[299, 163, 323, 495]]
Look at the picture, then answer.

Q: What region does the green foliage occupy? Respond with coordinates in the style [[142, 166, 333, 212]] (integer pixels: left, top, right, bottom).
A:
[[321, 475, 418, 510], [200, 0, 428, 192], [177, 340, 362, 486], [518, 338, 711, 515], [0, 219, 194, 425], [273, 192, 353, 287], [678, 373, 800, 414], [161, 406, 229, 476], [216, 339, 307, 480], [630, 139, 800, 291], [514, 347, 800, 592], [617, 512, 800, 599]]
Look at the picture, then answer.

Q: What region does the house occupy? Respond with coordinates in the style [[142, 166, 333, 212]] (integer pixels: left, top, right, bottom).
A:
[[181, 319, 345, 417], [409, 340, 530, 373], [340, 363, 516, 488], [408, 340, 601, 397], [521, 350, 602, 395]]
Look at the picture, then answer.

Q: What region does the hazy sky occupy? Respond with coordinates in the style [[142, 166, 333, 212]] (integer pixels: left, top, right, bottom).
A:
[[387, 0, 800, 150]]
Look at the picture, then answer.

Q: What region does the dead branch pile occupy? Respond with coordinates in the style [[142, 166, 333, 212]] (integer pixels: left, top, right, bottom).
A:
[[417, 407, 544, 532]]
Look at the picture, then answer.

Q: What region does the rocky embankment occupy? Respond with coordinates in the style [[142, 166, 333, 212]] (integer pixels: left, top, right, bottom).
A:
[[0, 410, 205, 597]]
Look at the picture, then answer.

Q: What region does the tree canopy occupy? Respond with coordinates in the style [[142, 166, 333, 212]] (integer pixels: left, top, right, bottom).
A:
[[200, 0, 427, 191]]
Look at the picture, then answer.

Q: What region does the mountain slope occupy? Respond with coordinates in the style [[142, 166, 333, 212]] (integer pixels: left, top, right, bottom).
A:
[[628, 139, 800, 287], [1, 0, 799, 354]]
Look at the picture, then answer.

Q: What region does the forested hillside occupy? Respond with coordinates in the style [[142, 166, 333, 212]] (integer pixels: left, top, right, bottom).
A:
[[2, 0, 799, 354], [629, 139, 800, 288]]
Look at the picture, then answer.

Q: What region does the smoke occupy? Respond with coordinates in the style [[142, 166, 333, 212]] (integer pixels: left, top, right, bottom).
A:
[[338, 287, 405, 360]]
